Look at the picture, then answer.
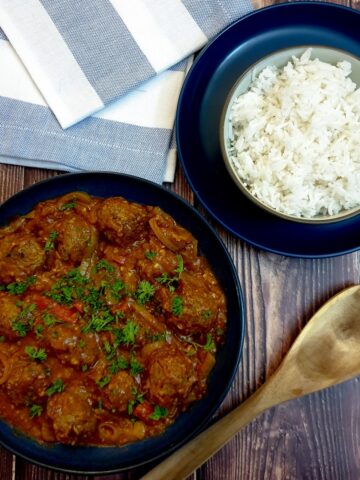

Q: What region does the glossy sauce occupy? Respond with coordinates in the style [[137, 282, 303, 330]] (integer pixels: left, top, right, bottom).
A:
[[0, 192, 226, 446]]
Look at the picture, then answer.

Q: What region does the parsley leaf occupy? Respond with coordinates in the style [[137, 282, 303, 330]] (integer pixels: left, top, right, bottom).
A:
[[46, 379, 65, 396], [29, 404, 43, 418], [44, 231, 58, 252], [60, 201, 76, 211], [107, 279, 126, 301], [113, 320, 139, 347], [156, 255, 184, 292], [43, 312, 59, 326], [156, 273, 177, 293], [172, 296, 184, 316], [130, 357, 144, 376], [12, 321, 28, 337], [174, 255, 184, 276], [25, 346, 47, 362], [94, 259, 115, 273], [82, 310, 114, 333], [144, 251, 157, 261], [12, 304, 36, 337], [135, 281, 155, 304], [128, 387, 145, 415], [47, 268, 88, 305], [6, 276, 36, 295], [149, 405, 168, 420], [97, 376, 111, 389], [109, 356, 128, 374], [34, 325, 44, 338], [203, 333, 216, 352]]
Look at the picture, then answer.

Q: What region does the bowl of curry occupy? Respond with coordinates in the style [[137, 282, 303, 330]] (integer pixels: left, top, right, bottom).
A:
[[0, 172, 244, 473]]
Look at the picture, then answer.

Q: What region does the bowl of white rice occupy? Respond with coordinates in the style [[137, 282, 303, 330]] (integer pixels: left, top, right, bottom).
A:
[[220, 46, 360, 223]]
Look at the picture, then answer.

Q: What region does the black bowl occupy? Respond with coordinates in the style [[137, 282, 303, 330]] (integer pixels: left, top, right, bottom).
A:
[[0, 172, 245, 474]]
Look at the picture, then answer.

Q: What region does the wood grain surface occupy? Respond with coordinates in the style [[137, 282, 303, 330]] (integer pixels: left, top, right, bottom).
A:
[[1, 1, 360, 478]]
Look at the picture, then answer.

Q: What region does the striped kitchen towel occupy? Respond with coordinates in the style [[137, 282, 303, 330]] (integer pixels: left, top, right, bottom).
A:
[[0, 0, 252, 183]]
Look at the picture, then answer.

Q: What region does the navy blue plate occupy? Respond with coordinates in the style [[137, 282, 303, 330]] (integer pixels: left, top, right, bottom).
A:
[[176, 2, 360, 258], [0, 172, 244, 473]]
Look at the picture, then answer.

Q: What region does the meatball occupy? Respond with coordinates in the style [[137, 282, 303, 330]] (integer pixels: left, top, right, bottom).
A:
[[0, 234, 45, 283], [160, 271, 226, 334], [56, 215, 98, 264], [97, 197, 149, 246], [102, 371, 136, 412], [136, 238, 179, 282], [5, 356, 50, 405], [45, 324, 99, 368], [0, 295, 21, 339], [145, 345, 196, 407], [47, 383, 96, 444]]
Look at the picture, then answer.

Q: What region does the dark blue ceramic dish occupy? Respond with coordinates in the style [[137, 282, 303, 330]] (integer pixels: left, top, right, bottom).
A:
[[176, 1, 360, 258], [0, 172, 244, 474]]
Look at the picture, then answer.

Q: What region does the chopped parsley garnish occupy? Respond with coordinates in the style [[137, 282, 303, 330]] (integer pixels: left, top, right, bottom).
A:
[[171, 296, 184, 316], [12, 321, 28, 337], [29, 404, 43, 418], [174, 255, 184, 276], [109, 356, 128, 374], [156, 255, 184, 292], [130, 357, 144, 376], [97, 399, 103, 410], [82, 310, 114, 333], [144, 251, 157, 260], [47, 268, 88, 305], [34, 325, 44, 338], [19, 303, 36, 319], [81, 364, 89, 372], [12, 303, 36, 337], [148, 332, 168, 342], [128, 387, 145, 415], [97, 376, 111, 389], [44, 231, 58, 252], [43, 312, 58, 326], [156, 273, 177, 293], [113, 320, 139, 347], [6, 276, 36, 295], [122, 320, 139, 346], [149, 405, 168, 421], [0, 336, 5, 343], [135, 281, 155, 304], [94, 259, 115, 273], [46, 379, 65, 396], [107, 279, 126, 301], [25, 346, 47, 362], [60, 201, 76, 211], [103, 340, 112, 355], [201, 310, 213, 319], [203, 333, 216, 352]]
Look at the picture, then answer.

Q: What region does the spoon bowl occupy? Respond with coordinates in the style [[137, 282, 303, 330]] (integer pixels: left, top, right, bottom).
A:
[[141, 285, 360, 480]]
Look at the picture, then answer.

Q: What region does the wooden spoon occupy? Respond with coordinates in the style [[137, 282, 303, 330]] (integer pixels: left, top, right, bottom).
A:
[[141, 285, 360, 480]]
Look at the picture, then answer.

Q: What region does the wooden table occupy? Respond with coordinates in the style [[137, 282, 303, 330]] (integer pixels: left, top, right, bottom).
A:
[[1, 1, 360, 478]]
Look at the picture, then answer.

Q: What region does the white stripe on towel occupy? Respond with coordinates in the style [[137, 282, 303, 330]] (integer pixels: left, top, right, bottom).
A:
[[0, 0, 104, 128], [108, 0, 207, 72], [0, 38, 186, 130]]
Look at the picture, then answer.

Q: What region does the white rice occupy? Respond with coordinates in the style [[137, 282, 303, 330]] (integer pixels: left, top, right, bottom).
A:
[[229, 48, 360, 218]]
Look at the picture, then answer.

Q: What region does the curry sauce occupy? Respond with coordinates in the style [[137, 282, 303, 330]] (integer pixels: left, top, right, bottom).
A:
[[0, 192, 226, 446]]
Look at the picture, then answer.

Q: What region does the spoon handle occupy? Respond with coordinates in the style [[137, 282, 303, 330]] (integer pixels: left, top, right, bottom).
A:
[[140, 385, 274, 480]]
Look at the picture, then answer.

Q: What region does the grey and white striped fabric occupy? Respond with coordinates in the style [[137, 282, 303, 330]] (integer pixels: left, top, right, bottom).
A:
[[0, 0, 252, 183]]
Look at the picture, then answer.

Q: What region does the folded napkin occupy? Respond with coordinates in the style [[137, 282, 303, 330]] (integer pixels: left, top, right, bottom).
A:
[[0, 0, 252, 183]]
